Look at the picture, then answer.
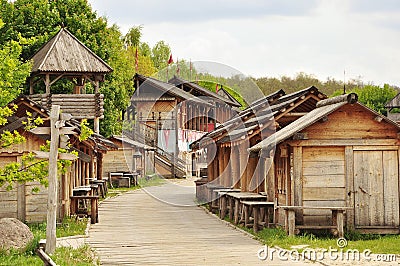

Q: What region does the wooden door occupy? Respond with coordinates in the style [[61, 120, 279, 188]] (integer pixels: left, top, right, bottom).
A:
[[353, 150, 399, 227]]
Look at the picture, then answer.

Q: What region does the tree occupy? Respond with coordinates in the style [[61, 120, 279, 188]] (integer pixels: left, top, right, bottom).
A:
[[333, 84, 398, 115], [151, 40, 171, 70]]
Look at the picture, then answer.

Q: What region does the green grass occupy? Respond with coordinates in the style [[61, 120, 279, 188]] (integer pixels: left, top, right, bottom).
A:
[[106, 174, 166, 198], [137, 174, 166, 187], [252, 227, 400, 254], [0, 217, 98, 266]]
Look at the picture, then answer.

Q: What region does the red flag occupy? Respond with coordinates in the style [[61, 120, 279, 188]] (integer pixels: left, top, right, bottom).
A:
[[216, 83, 219, 93], [168, 54, 173, 65], [135, 47, 138, 72]]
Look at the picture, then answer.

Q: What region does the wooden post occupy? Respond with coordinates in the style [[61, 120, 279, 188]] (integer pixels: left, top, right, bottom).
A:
[[46, 105, 60, 254], [232, 146, 240, 188], [345, 146, 354, 230], [293, 146, 303, 224], [45, 74, 51, 94], [288, 209, 296, 236]]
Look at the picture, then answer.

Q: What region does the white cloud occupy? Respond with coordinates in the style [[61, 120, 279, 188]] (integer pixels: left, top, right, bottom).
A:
[[88, 0, 400, 86]]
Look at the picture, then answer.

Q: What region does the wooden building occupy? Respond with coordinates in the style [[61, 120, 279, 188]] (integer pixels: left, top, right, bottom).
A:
[[0, 96, 116, 222], [27, 28, 113, 133], [191, 86, 327, 193], [249, 93, 400, 234], [103, 135, 155, 179], [126, 74, 241, 178], [386, 92, 400, 123]]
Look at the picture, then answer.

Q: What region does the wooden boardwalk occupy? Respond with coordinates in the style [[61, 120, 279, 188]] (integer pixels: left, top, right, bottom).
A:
[[87, 181, 311, 265]]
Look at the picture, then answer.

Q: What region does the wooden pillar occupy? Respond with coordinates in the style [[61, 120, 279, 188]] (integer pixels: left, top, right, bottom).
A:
[[266, 157, 275, 202], [218, 146, 224, 186], [45, 74, 51, 94], [293, 146, 303, 224], [29, 78, 34, 95], [239, 143, 248, 192], [223, 146, 231, 187], [247, 154, 258, 192], [345, 146, 354, 230], [207, 144, 215, 181], [257, 156, 266, 193], [94, 80, 100, 134], [97, 152, 103, 180], [231, 145, 241, 189]]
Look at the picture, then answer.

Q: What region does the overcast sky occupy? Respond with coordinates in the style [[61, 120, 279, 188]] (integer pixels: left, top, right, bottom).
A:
[[88, 0, 400, 86]]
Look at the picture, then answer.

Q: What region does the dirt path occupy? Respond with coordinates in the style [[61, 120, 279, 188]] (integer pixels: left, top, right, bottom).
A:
[[87, 180, 311, 265]]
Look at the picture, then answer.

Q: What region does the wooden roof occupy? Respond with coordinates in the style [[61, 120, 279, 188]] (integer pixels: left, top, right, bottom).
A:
[[4, 95, 117, 152], [385, 93, 400, 108], [168, 76, 241, 107], [190, 86, 326, 149], [132, 74, 211, 106], [249, 93, 400, 152], [30, 28, 113, 74]]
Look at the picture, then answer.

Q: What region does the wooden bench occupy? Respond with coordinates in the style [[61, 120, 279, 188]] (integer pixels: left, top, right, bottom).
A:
[[241, 201, 275, 232], [216, 189, 241, 218], [205, 184, 227, 212], [226, 192, 267, 224], [279, 206, 352, 238], [109, 172, 131, 188], [70, 195, 99, 224], [90, 179, 107, 198]]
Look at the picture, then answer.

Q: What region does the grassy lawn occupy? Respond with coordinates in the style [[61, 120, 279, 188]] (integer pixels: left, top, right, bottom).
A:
[[137, 174, 166, 187], [106, 174, 166, 198], [249, 226, 400, 254], [0, 217, 98, 266]]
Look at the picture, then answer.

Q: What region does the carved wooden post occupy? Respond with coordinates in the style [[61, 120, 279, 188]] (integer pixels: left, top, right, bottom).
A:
[[46, 105, 60, 254]]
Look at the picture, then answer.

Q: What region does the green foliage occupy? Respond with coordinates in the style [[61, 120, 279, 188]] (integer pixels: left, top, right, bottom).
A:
[[151, 40, 171, 70], [332, 84, 398, 115], [123, 25, 142, 48], [255, 72, 359, 97], [0, 218, 96, 266], [254, 227, 400, 254], [197, 79, 247, 108], [21, 110, 44, 131], [79, 119, 94, 141]]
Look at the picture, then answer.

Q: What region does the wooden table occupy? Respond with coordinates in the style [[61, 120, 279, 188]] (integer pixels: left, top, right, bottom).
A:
[[241, 201, 274, 232], [109, 172, 124, 188], [73, 186, 91, 196], [226, 192, 267, 224], [205, 184, 227, 212], [279, 206, 352, 238], [216, 189, 241, 219], [70, 195, 99, 223], [125, 172, 139, 186], [90, 179, 107, 198]]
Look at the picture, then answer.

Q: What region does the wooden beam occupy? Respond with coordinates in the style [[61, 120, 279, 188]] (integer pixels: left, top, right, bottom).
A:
[[293, 146, 303, 224], [345, 146, 354, 230], [288, 139, 400, 147]]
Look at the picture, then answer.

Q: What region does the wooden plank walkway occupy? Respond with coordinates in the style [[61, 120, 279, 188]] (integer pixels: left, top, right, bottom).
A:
[[87, 181, 311, 265]]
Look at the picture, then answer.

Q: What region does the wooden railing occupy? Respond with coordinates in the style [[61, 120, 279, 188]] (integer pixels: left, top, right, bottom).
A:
[[29, 93, 104, 119]]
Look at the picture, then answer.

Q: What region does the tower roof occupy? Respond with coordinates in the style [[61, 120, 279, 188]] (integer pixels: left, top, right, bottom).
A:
[[30, 28, 113, 74]]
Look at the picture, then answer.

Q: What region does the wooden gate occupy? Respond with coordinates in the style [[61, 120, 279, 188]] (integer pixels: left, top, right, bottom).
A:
[[353, 150, 399, 227]]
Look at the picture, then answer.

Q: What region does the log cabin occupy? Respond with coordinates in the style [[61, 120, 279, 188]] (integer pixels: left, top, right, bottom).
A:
[[126, 74, 242, 178], [0, 96, 116, 223], [249, 93, 400, 234], [191, 86, 327, 195]]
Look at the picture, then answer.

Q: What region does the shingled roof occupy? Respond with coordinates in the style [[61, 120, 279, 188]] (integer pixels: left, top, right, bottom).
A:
[[168, 76, 242, 107], [30, 28, 113, 74]]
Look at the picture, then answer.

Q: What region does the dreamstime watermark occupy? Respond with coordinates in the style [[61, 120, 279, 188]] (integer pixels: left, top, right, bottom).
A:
[[257, 238, 397, 263]]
